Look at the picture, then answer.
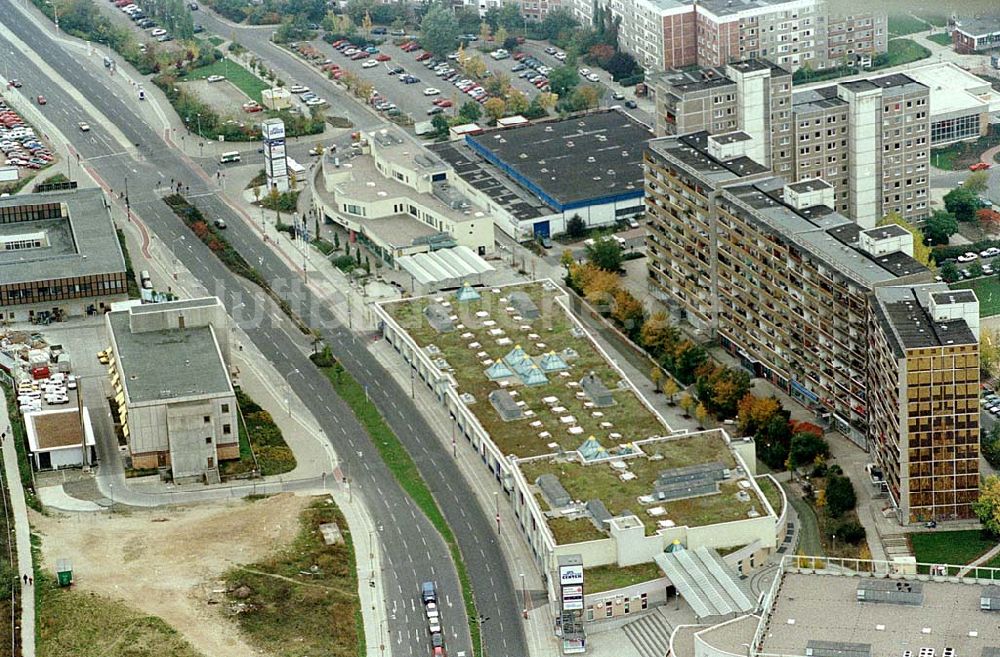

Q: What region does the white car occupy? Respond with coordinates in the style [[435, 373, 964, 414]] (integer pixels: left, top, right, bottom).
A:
[[426, 601, 440, 620], [206, 74, 225, 83], [428, 619, 441, 634], [305, 97, 327, 106], [957, 252, 979, 262], [586, 73, 599, 82], [578, 67, 590, 76], [150, 28, 167, 37], [554, 51, 566, 60], [78, 122, 90, 132], [423, 87, 440, 96], [981, 246, 1000, 258], [289, 84, 309, 94], [362, 59, 379, 68]]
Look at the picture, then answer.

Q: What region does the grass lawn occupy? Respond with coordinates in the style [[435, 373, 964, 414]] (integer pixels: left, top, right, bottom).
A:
[[312, 355, 480, 652], [910, 530, 997, 571], [224, 498, 363, 657], [756, 474, 784, 517], [585, 562, 664, 595], [883, 38, 932, 68], [889, 14, 929, 37], [931, 126, 1000, 171], [787, 492, 823, 556], [186, 58, 268, 103], [208, 36, 225, 47], [927, 33, 953, 46], [952, 277, 1000, 316], [35, 544, 202, 657]]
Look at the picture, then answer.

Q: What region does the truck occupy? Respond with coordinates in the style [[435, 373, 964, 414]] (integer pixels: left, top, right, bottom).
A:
[[421, 581, 436, 604]]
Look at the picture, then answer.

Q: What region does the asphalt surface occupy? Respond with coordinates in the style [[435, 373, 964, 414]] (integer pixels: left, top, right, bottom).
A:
[[1, 4, 528, 657]]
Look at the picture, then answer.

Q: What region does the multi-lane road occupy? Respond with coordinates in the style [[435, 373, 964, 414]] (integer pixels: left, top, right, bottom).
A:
[[0, 3, 528, 656]]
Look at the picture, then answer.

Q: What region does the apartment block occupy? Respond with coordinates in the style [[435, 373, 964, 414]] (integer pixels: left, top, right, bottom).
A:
[[654, 66, 930, 226], [645, 132, 933, 446], [587, 0, 884, 72], [868, 286, 980, 523]]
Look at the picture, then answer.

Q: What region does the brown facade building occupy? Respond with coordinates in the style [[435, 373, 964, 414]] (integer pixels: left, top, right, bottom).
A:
[[868, 286, 980, 523], [952, 15, 1000, 54], [645, 132, 935, 448], [654, 66, 930, 227], [0, 188, 127, 323]]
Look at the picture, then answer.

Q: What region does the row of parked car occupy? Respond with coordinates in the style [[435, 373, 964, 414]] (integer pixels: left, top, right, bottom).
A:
[[982, 389, 1000, 419], [16, 373, 77, 414], [420, 581, 446, 656], [109, 0, 189, 42], [0, 99, 54, 172]]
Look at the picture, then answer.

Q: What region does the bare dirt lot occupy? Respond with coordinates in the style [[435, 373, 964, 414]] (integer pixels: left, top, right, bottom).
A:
[[181, 78, 248, 116], [32, 493, 316, 657]]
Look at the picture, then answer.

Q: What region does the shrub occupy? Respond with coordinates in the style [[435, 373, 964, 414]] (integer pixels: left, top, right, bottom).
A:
[[830, 520, 866, 545], [825, 473, 857, 519]]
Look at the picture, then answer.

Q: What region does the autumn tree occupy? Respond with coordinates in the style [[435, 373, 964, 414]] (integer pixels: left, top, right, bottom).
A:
[[877, 211, 933, 269], [695, 365, 751, 419], [965, 170, 990, 195], [611, 288, 645, 340], [695, 402, 709, 429], [560, 248, 575, 269], [975, 475, 1000, 536], [506, 89, 529, 115], [650, 366, 663, 393], [737, 394, 782, 437], [662, 377, 680, 405], [679, 392, 696, 418], [640, 311, 679, 357], [662, 340, 707, 385], [978, 208, 1000, 234], [465, 55, 488, 79], [483, 97, 506, 123], [981, 329, 1000, 379]]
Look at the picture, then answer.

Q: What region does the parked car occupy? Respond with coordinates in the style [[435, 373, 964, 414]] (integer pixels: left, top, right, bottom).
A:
[[362, 59, 379, 68], [624, 100, 637, 108], [78, 122, 90, 131], [957, 252, 979, 262], [289, 84, 309, 94], [206, 74, 225, 83], [970, 162, 991, 171], [981, 247, 1000, 258], [36, 95, 46, 105], [424, 87, 441, 96]]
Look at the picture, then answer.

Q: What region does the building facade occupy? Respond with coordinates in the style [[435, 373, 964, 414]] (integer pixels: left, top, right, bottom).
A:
[[645, 133, 933, 446], [0, 189, 128, 323], [952, 15, 1000, 54], [106, 298, 238, 483], [868, 286, 980, 523], [654, 67, 930, 226]]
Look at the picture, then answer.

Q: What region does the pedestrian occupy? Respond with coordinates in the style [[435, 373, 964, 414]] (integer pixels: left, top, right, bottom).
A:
[[28, 577, 32, 586], [22, 574, 26, 586], [170, 177, 174, 187]]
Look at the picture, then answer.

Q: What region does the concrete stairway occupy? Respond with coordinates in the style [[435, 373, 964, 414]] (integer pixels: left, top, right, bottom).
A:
[[622, 607, 674, 657]]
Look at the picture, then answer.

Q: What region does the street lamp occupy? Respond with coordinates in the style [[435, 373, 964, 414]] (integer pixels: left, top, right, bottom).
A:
[[284, 368, 299, 416], [45, 1, 59, 32], [520, 573, 528, 619], [494, 491, 500, 536]]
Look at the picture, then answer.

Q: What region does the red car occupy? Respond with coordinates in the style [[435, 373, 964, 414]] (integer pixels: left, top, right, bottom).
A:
[[970, 162, 991, 172], [513, 52, 527, 61], [434, 99, 453, 108], [36, 95, 46, 105], [416, 52, 432, 61], [331, 39, 347, 47], [351, 51, 367, 60], [375, 53, 391, 62]]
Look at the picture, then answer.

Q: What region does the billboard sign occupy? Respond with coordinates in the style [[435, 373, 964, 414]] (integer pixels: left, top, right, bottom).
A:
[[559, 564, 584, 587], [262, 119, 285, 141]]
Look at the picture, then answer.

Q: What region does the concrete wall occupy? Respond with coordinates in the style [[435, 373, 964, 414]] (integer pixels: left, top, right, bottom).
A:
[[166, 399, 223, 479], [839, 84, 882, 228]]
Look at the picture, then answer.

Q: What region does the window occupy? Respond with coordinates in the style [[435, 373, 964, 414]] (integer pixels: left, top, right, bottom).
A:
[[221, 403, 230, 413], [205, 436, 212, 444], [641, 593, 648, 610], [605, 604, 613, 618], [203, 416, 210, 424], [223, 424, 232, 435], [624, 597, 630, 614]]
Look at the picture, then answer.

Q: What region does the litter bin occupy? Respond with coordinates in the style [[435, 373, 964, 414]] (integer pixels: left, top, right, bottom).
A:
[[56, 558, 72, 587]]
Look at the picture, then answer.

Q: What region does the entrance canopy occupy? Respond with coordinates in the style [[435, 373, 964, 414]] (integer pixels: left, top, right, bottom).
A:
[[398, 246, 495, 293], [654, 546, 754, 620]]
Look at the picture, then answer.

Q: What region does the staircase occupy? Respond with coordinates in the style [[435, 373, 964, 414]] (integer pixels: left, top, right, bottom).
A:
[[622, 607, 674, 657], [204, 468, 221, 485]]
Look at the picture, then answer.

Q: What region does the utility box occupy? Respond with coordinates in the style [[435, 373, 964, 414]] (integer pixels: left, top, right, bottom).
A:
[[56, 558, 73, 587]]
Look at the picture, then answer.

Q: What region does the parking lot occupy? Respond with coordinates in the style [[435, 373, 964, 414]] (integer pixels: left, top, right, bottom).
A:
[[948, 245, 1000, 281], [0, 92, 55, 181]]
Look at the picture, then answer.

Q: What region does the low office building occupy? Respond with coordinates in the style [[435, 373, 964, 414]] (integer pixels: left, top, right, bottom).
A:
[[0, 188, 127, 323], [105, 297, 237, 483], [654, 64, 931, 226], [24, 407, 97, 470], [373, 281, 780, 623], [431, 109, 650, 240], [868, 285, 980, 523], [312, 130, 494, 265], [894, 62, 1000, 145], [645, 132, 935, 447], [952, 15, 1000, 54]]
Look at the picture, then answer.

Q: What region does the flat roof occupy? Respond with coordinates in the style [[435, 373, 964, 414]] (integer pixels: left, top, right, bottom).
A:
[[647, 132, 771, 186], [787, 178, 833, 193], [397, 246, 494, 287], [760, 571, 1000, 655], [364, 214, 441, 249], [108, 309, 233, 404], [464, 109, 650, 210], [955, 15, 1000, 38], [873, 284, 978, 353], [903, 62, 995, 118], [0, 188, 126, 286], [25, 408, 96, 452]]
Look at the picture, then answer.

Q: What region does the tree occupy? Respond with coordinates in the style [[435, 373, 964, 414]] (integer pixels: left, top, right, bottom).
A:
[[983, 425, 1000, 469], [540, 8, 578, 41], [589, 43, 615, 66], [923, 209, 958, 245], [479, 21, 492, 44], [650, 367, 663, 393], [548, 65, 580, 97], [737, 394, 783, 437], [431, 113, 450, 138], [485, 72, 512, 97], [695, 402, 709, 429], [939, 260, 959, 283], [668, 341, 707, 385], [978, 208, 1000, 234], [566, 213, 586, 238], [458, 101, 482, 123], [944, 185, 981, 223], [611, 288, 645, 339], [560, 249, 575, 269], [662, 377, 680, 405], [679, 392, 696, 418], [455, 7, 482, 34], [585, 236, 623, 271], [975, 475, 1000, 536], [498, 3, 522, 32], [465, 55, 488, 79], [877, 212, 933, 268], [640, 311, 679, 357], [569, 85, 602, 110], [756, 411, 793, 470], [506, 89, 529, 115], [333, 231, 341, 250], [362, 10, 373, 37], [421, 3, 460, 58], [483, 97, 506, 123], [495, 26, 509, 47], [965, 170, 990, 195], [536, 92, 559, 112], [981, 329, 1000, 380], [605, 51, 638, 80], [825, 473, 857, 519], [579, 267, 619, 308], [695, 365, 751, 419], [969, 260, 985, 278], [788, 432, 830, 470]]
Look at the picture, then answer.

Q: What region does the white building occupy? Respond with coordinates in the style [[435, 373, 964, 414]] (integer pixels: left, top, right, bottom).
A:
[[24, 407, 97, 470], [106, 297, 237, 483]]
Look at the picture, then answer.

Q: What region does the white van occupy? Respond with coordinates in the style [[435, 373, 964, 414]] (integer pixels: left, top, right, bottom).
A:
[[219, 151, 241, 164]]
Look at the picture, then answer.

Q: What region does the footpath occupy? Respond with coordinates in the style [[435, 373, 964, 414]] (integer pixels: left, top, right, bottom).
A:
[[0, 391, 35, 657]]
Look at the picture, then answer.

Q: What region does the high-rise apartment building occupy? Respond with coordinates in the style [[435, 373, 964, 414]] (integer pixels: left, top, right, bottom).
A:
[[583, 0, 885, 72], [654, 66, 930, 226], [868, 286, 980, 523], [645, 132, 934, 444]]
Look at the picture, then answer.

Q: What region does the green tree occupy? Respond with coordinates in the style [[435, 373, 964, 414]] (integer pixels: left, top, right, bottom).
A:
[[458, 101, 483, 123], [421, 3, 460, 57], [498, 3, 522, 32], [788, 433, 830, 470], [540, 8, 579, 41], [825, 473, 857, 519], [604, 51, 638, 80], [923, 209, 958, 245], [455, 7, 482, 34], [549, 65, 580, 96], [982, 425, 1000, 469], [756, 411, 793, 470], [965, 170, 990, 195], [585, 236, 623, 271], [970, 260, 985, 278], [975, 475, 1000, 536], [944, 185, 982, 222], [431, 113, 451, 138], [566, 214, 586, 238], [939, 260, 959, 282], [668, 341, 707, 385]]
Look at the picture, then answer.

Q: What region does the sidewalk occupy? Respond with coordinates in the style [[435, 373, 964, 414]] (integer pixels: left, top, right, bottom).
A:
[[0, 391, 35, 657]]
